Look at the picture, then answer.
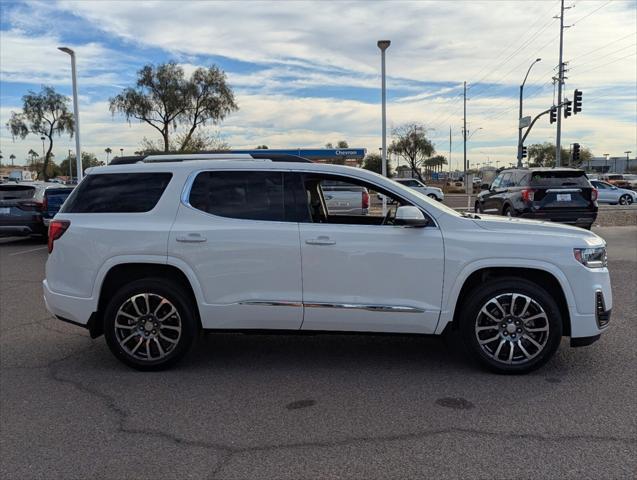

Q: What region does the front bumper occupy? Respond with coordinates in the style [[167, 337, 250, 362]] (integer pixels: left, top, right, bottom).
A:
[[567, 268, 612, 340]]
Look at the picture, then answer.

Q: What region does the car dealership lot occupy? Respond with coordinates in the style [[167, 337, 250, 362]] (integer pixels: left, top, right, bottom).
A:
[[1, 228, 636, 479]]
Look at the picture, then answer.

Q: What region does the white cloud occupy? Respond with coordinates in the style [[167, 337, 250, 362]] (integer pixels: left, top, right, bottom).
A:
[[1, 0, 635, 169], [0, 29, 133, 87], [57, 0, 636, 86]]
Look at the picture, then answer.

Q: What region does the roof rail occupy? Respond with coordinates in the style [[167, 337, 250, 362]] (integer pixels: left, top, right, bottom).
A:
[[108, 151, 313, 165]]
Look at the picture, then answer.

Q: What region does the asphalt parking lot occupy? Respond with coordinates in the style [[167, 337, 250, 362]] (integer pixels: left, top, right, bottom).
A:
[[1, 227, 635, 480]]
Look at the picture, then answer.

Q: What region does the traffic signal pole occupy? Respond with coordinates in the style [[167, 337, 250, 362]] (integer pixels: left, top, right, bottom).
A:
[[555, 0, 566, 166]]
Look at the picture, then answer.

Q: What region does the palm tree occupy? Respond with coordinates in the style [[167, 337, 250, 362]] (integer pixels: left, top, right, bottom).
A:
[[27, 149, 38, 168], [9, 154, 16, 166], [105, 147, 112, 163]]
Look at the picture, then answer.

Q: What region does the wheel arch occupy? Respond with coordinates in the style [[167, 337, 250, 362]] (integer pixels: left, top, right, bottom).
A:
[[441, 265, 572, 337], [92, 262, 202, 338]]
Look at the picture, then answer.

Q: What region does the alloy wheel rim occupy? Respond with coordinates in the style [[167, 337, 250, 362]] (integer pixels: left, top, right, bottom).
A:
[[474, 293, 549, 365], [114, 293, 181, 362]]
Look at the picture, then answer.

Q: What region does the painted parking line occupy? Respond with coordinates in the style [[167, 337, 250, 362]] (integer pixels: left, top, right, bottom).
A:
[[8, 246, 48, 256]]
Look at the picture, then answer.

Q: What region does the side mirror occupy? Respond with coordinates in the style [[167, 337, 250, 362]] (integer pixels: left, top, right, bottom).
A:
[[481, 183, 490, 190], [394, 206, 428, 227]]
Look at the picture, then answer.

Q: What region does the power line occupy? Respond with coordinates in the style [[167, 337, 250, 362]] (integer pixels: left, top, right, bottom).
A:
[[568, 31, 637, 61], [571, 0, 613, 26], [467, 1, 560, 89], [571, 50, 637, 75], [570, 43, 637, 70]]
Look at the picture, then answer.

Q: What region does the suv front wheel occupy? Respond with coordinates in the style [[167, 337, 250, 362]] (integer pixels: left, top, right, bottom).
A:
[[103, 278, 198, 370], [460, 278, 563, 374]]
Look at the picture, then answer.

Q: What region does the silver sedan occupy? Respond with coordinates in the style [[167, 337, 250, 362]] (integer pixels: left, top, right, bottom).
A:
[[591, 180, 636, 205]]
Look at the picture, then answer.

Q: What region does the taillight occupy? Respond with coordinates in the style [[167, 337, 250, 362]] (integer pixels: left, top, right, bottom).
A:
[[48, 220, 70, 254], [362, 190, 370, 209], [591, 188, 598, 202], [521, 188, 535, 203], [17, 201, 44, 211]]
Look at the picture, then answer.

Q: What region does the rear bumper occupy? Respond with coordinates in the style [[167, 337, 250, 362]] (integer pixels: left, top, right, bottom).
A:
[[519, 209, 597, 226], [0, 221, 46, 236], [43, 279, 95, 327]]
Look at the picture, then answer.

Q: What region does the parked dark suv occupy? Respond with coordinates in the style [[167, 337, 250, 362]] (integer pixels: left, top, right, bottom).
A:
[[0, 182, 74, 238], [476, 168, 598, 229]]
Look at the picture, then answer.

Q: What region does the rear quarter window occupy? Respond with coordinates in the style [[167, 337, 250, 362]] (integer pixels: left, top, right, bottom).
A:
[[60, 173, 172, 213], [530, 171, 590, 188]]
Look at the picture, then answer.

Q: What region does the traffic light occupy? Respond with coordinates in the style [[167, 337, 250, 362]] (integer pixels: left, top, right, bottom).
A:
[[521, 146, 527, 158], [564, 99, 572, 118], [549, 106, 557, 124], [572, 143, 580, 162], [573, 89, 583, 114]]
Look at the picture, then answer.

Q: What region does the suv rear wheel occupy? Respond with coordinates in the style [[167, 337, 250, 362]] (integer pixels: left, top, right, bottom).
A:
[[103, 278, 198, 370], [460, 278, 562, 374]]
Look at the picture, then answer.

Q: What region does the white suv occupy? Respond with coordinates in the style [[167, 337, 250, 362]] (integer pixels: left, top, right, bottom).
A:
[[43, 153, 612, 373]]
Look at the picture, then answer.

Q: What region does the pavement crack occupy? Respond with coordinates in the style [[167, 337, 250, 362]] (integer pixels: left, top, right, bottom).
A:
[[46, 350, 637, 480]]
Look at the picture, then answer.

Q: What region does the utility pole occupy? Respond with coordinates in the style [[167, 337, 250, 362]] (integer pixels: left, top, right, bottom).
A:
[[555, 0, 567, 166], [449, 126, 452, 179], [463, 81, 467, 188]]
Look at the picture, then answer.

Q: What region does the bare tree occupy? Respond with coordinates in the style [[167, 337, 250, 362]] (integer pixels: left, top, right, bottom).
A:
[[110, 62, 237, 153], [6, 86, 74, 181], [389, 123, 435, 182]]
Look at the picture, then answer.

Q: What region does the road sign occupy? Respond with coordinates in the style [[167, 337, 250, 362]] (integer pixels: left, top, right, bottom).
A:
[[519, 116, 531, 128]]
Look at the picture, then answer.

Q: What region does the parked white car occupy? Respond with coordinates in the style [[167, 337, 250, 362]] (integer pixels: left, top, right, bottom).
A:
[[394, 178, 444, 201], [590, 180, 636, 205], [44, 153, 611, 373]]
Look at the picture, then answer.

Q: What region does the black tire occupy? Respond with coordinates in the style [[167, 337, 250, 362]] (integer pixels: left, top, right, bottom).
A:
[[619, 194, 632, 205], [459, 277, 563, 374], [502, 205, 515, 217], [427, 193, 437, 200], [103, 278, 198, 371]]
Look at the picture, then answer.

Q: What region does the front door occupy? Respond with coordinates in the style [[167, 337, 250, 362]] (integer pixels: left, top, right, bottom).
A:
[[295, 173, 444, 334], [169, 170, 303, 330]]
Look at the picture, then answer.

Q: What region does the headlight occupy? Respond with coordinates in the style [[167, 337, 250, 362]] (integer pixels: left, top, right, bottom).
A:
[[574, 247, 607, 268]]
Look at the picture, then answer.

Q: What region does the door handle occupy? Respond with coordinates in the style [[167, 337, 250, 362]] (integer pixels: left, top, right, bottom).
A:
[[176, 233, 207, 243], [305, 236, 335, 246]]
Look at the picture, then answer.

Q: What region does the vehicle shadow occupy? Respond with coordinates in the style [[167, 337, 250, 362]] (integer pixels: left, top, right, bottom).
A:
[[183, 330, 477, 374]]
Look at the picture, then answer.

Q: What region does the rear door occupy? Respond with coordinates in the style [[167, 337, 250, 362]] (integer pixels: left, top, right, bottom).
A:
[[169, 170, 304, 330], [591, 181, 613, 204], [530, 170, 595, 212]]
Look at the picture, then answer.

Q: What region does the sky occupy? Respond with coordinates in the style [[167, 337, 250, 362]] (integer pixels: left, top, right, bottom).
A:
[[0, 0, 636, 171]]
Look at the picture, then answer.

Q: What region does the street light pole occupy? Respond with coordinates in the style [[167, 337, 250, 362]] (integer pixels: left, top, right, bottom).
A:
[[58, 47, 82, 182], [377, 40, 391, 215], [517, 58, 541, 167]]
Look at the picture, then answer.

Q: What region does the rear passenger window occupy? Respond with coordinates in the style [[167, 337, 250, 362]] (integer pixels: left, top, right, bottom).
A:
[[189, 171, 286, 221], [61, 173, 172, 213]]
